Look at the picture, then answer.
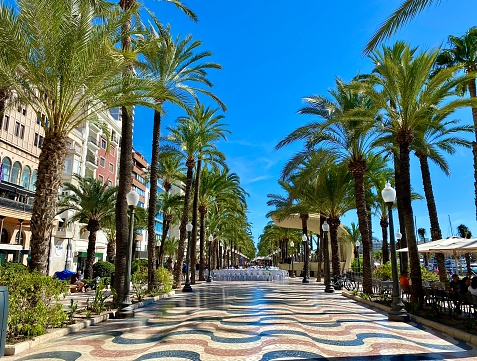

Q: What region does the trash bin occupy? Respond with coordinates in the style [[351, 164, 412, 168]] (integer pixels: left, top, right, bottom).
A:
[[0, 286, 8, 357]]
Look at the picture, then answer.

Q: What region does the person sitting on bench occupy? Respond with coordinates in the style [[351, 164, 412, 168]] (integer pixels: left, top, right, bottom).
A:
[[70, 270, 85, 292]]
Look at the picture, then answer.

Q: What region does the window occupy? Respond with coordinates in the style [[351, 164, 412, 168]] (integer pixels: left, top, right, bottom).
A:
[[99, 157, 105, 167], [110, 146, 115, 156], [73, 159, 81, 174], [3, 116, 8, 131], [11, 161, 21, 184], [14, 122, 20, 136], [1, 157, 11, 182], [30, 170, 37, 191], [39, 136, 44, 148], [19, 125, 25, 139], [98, 175, 104, 183], [109, 163, 114, 172], [107, 180, 112, 187], [34, 133, 38, 146], [22, 166, 31, 189], [101, 138, 107, 149], [64, 158, 72, 172], [22, 108, 26, 116]]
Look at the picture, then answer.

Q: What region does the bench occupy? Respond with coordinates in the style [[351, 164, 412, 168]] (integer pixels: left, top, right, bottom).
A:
[[68, 284, 78, 294]]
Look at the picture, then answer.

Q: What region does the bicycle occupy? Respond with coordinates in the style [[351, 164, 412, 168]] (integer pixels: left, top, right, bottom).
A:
[[332, 273, 357, 291]]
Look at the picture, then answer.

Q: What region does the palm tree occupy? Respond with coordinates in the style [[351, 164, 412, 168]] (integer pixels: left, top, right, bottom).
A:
[[457, 224, 473, 274], [276, 78, 378, 294], [365, 0, 441, 53], [435, 27, 477, 222], [164, 105, 227, 288], [363, 42, 475, 304], [156, 191, 183, 267], [138, 15, 224, 290], [0, 0, 154, 275], [59, 175, 117, 278]]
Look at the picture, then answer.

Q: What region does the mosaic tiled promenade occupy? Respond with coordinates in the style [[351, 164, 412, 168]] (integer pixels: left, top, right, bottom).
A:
[[7, 279, 477, 361]]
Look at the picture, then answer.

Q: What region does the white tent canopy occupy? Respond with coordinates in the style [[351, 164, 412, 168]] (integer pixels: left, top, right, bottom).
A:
[[397, 236, 477, 255]]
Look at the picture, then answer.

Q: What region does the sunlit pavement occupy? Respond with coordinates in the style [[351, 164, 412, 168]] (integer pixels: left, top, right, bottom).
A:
[[6, 277, 477, 361]]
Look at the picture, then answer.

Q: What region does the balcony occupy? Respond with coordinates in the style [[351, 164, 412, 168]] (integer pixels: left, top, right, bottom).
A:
[[66, 140, 82, 156], [86, 155, 98, 169], [88, 136, 99, 150], [0, 196, 33, 213], [111, 135, 119, 145], [56, 225, 74, 239], [0, 181, 34, 215]]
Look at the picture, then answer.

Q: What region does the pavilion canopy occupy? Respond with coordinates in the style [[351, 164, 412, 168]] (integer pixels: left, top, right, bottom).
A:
[[397, 236, 477, 255]]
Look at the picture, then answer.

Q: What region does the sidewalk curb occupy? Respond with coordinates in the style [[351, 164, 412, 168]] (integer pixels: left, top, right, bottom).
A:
[[4, 290, 175, 356], [342, 292, 477, 346]]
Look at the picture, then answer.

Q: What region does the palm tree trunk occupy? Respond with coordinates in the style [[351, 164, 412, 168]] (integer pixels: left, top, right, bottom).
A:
[[399, 139, 423, 305], [394, 153, 409, 272], [416, 153, 447, 281], [115, 0, 135, 304], [173, 159, 194, 289], [199, 210, 207, 280], [86, 221, 100, 279], [380, 216, 389, 264], [158, 218, 171, 268], [466, 79, 477, 222], [30, 134, 68, 274], [329, 218, 341, 275], [190, 159, 202, 284], [348, 163, 372, 294], [147, 107, 162, 291], [107, 239, 115, 262]]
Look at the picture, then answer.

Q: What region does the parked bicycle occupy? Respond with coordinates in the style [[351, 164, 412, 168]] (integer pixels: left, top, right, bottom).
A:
[[332, 273, 357, 291]]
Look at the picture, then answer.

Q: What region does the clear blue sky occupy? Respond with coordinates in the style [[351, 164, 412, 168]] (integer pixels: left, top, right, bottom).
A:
[[133, 0, 477, 244]]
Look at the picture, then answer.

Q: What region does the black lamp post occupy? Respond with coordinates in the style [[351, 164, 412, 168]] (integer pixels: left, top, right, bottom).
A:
[[356, 240, 361, 276], [302, 234, 309, 283], [396, 230, 402, 272], [182, 222, 193, 292], [382, 182, 409, 322], [207, 234, 213, 282], [290, 241, 296, 277], [117, 190, 139, 319], [323, 220, 334, 293]]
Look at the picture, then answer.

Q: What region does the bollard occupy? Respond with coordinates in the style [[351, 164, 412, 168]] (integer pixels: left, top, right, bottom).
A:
[[0, 286, 8, 357]]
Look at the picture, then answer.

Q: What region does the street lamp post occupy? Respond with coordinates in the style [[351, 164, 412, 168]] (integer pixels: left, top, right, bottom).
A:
[[290, 241, 296, 278], [322, 221, 334, 293], [182, 222, 193, 292], [396, 230, 402, 272], [116, 190, 139, 319], [207, 234, 213, 282], [355, 240, 361, 276], [302, 234, 309, 283], [382, 182, 409, 322]]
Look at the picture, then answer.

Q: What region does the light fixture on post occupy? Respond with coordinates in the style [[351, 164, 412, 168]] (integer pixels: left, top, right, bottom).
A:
[[382, 182, 409, 322], [322, 220, 334, 293], [302, 234, 309, 283], [355, 240, 361, 276], [207, 234, 213, 282], [183, 222, 193, 292], [396, 230, 402, 272], [290, 241, 295, 278], [117, 190, 139, 319]]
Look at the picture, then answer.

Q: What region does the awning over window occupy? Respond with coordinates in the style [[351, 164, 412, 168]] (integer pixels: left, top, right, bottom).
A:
[[77, 252, 103, 258]]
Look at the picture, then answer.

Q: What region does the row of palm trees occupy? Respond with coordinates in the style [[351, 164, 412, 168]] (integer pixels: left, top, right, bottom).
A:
[[265, 38, 476, 305], [0, 0, 254, 301]]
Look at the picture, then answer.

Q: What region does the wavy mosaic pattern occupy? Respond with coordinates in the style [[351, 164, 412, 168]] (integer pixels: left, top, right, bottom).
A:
[[10, 281, 477, 361]]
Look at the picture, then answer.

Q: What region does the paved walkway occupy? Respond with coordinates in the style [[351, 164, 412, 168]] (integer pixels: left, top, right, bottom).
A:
[[6, 278, 477, 360]]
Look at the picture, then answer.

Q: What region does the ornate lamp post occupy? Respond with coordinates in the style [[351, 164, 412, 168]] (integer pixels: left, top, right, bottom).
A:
[[396, 230, 402, 272], [290, 241, 295, 277], [322, 220, 334, 293], [382, 182, 409, 322], [117, 190, 139, 319], [207, 234, 213, 282], [182, 222, 193, 292], [302, 234, 309, 283], [355, 240, 361, 276]]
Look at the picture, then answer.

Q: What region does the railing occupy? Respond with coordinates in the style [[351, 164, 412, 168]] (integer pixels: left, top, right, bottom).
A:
[[88, 136, 98, 146], [86, 155, 97, 165], [0, 196, 33, 213]]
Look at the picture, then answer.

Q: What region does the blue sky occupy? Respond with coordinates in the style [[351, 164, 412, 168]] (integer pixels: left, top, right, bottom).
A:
[[133, 0, 477, 244]]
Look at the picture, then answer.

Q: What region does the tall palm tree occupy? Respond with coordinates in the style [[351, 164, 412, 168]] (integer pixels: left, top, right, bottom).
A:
[[363, 42, 475, 304], [414, 118, 472, 281], [417, 228, 429, 268], [164, 105, 227, 288], [138, 14, 224, 289], [457, 224, 473, 274], [276, 78, 378, 294], [0, 0, 154, 275], [365, 0, 441, 53], [59, 175, 118, 278], [435, 27, 477, 222], [156, 191, 183, 267]]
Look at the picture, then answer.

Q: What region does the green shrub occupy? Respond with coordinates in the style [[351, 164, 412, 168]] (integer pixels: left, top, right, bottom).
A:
[[131, 259, 148, 275], [92, 261, 115, 278], [0, 265, 67, 341], [131, 263, 148, 301], [156, 267, 173, 293], [374, 262, 393, 280]]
